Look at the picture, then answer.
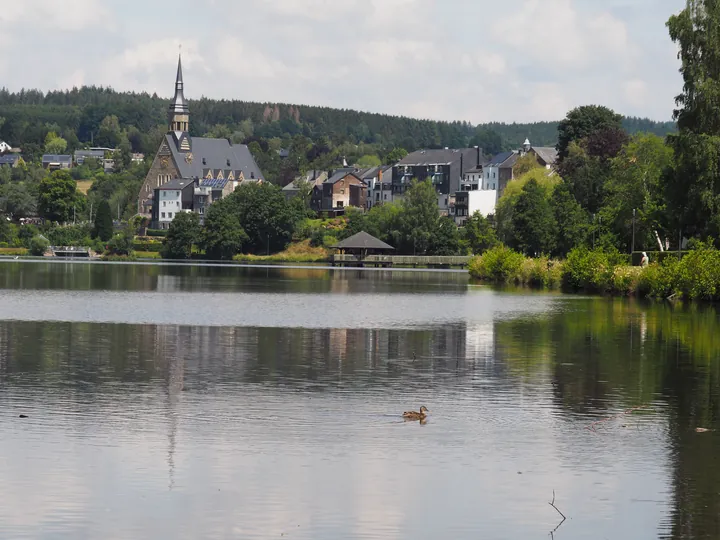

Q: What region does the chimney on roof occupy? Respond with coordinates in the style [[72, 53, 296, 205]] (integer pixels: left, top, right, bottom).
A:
[[460, 154, 464, 182], [227, 158, 231, 167], [475, 145, 481, 167]]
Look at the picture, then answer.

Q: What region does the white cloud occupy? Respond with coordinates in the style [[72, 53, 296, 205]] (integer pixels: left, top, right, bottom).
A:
[[0, 0, 682, 123], [0, 0, 111, 31]]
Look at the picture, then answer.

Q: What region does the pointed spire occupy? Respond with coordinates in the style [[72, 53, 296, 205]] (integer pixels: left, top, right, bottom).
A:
[[168, 53, 189, 136], [169, 53, 188, 116]]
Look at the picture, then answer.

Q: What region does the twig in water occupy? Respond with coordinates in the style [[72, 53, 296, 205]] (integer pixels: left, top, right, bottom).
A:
[[548, 490, 567, 537], [549, 490, 566, 521]]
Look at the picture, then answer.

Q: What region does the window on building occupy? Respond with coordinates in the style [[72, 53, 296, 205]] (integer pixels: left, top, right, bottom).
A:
[[340, 189, 345, 194], [168, 212, 173, 219], [161, 212, 165, 218], [163, 201, 166, 207], [493, 172, 496, 178], [337, 201, 344, 208], [384, 194, 388, 200]]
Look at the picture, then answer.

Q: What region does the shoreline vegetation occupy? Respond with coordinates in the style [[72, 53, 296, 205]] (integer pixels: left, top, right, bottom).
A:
[[468, 244, 720, 302]]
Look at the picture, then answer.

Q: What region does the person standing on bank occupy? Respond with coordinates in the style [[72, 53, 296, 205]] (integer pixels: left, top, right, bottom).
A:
[[641, 252, 650, 268]]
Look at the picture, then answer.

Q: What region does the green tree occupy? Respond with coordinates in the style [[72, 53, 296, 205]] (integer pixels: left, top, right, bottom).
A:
[[115, 136, 133, 172], [666, 1, 720, 239], [201, 200, 250, 260], [106, 228, 134, 257], [551, 182, 587, 256], [29, 235, 49, 256], [463, 211, 498, 254], [44, 132, 68, 155], [224, 183, 298, 254], [385, 148, 408, 164], [603, 133, 673, 252], [429, 216, 462, 256], [469, 127, 504, 155], [557, 105, 623, 162], [396, 179, 441, 255], [356, 154, 382, 168], [161, 212, 200, 259], [38, 170, 79, 223], [92, 200, 114, 242], [96, 115, 123, 148], [511, 179, 557, 256], [513, 153, 542, 177]]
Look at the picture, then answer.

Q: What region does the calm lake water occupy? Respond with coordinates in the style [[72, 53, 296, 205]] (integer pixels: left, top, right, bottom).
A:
[[0, 261, 718, 539]]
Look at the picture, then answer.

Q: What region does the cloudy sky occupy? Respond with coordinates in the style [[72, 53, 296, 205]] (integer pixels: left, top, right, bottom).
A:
[[0, 0, 684, 124]]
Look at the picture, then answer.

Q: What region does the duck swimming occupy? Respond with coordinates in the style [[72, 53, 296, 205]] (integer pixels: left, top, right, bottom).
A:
[[403, 406, 429, 421]]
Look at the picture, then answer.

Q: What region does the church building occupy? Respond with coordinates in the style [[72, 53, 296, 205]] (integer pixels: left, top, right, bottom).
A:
[[139, 56, 264, 215]]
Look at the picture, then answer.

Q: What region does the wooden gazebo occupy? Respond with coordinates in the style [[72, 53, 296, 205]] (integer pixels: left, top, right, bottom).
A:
[[331, 231, 394, 264]]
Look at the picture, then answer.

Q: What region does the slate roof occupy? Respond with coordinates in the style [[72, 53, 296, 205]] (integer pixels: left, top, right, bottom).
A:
[[0, 154, 20, 165], [283, 170, 328, 191], [157, 178, 194, 191], [164, 134, 264, 182], [487, 151, 516, 167], [42, 154, 72, 163], [533, 147, 558, 166], [397, 148, 480, 167], [326, 169, 362, 184], [332, 231, 395, 251]]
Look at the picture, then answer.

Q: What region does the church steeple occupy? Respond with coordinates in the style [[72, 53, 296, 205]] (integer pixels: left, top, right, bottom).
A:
[[168, 54, 189, 135]]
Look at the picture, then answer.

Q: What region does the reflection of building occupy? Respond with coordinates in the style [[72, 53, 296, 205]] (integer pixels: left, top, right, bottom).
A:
[[465, 323, 495, 360]]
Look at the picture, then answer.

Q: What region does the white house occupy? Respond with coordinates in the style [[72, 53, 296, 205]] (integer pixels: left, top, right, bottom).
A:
[[151, 178, 195, 229], [0, 141, 13, 153]]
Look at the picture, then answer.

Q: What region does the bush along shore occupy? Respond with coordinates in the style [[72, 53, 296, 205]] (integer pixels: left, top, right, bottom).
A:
[[468, 243, 720, 302]]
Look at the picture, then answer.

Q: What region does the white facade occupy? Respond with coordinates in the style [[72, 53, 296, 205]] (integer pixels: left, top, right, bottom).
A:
[[0, 141, 12, 153], [482, 166, 500, 191], [157, 188, 183, 229]]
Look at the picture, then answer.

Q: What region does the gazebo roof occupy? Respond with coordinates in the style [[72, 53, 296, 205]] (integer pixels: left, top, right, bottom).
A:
[[332, 231, 395, 251]]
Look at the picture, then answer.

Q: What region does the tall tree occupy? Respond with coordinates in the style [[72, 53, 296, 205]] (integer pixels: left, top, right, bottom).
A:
[[551, 182, 587, 256], [92, 200, 114, 241], [225, 182, 297, 254], [666, 1, 720, 239], [44, 132, 67, 155], [201, 199, 250, 260], [604, 133, 673, 251], [556, 105, 623, 161], [511, 178, 557, 256], [462, 211, 498, 254], [38, 170, 79, 223], [396, 179, 442, 255], [161, 212, 200, 259]]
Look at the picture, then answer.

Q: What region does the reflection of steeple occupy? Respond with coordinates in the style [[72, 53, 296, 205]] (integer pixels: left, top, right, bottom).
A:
[[165, 327, 185, 491]]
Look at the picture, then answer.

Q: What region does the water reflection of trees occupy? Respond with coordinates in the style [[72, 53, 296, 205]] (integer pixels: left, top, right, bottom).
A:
[[2, 299, 720, 539], [0, 262, 471, 294]]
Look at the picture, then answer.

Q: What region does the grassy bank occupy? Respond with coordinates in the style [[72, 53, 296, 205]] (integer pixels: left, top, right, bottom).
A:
[[469, 244, 720, 302], [0, 247, 29, 257], [233, 240, 330, 264]]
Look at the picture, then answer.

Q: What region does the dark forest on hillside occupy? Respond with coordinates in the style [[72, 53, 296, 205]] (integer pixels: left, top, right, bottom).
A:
[[0, 86, 676, 161]]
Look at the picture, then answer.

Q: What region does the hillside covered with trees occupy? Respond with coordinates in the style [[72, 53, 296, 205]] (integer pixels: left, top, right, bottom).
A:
[[0, 86, 676, 168]]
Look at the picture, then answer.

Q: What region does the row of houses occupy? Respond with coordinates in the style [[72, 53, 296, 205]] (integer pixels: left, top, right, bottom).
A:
[[0, 141, 145, 172], [282, 138, 557, 225]]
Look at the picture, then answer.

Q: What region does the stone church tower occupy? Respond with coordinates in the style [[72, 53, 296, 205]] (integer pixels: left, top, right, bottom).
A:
[[138, 55, 265, 217]]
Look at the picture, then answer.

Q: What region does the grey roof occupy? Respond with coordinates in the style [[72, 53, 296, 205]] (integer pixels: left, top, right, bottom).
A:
[[157, 178, 194, 191], [326, 169, 362, 184], [532, 147, 558, 166], [464, 164, 484, 173], [397, 148, 479, 167], [42, 154, 72, 163], [283, 170, 328, 191], [75, 149, 105, 157], [487, 151, 516, 167], [332, 231, 395, 251], [0, 154, 20, 165], [169, 55, 188, 116], [165, 134, 264, 181]]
